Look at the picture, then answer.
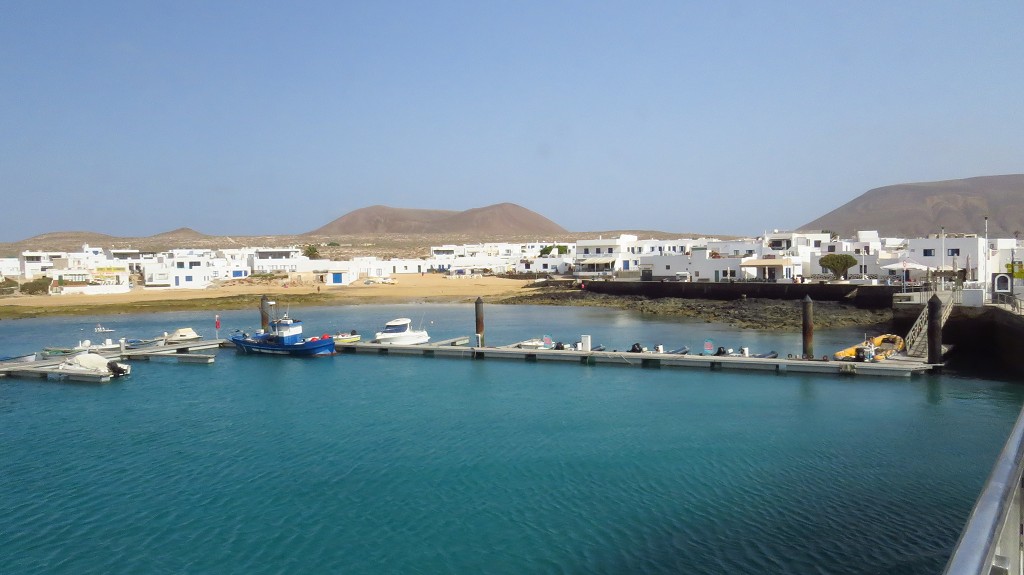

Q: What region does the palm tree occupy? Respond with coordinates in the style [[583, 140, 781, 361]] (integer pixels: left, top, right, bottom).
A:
[[303, 245, 320, 259]]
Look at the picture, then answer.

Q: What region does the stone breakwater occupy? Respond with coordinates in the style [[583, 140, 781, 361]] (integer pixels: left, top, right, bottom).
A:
[[501, 288, 892, 331]]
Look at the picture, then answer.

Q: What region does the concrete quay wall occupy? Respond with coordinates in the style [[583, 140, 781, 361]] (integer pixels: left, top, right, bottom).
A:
[[582, 281, 899, 309], [893, 304, 1024, 378]]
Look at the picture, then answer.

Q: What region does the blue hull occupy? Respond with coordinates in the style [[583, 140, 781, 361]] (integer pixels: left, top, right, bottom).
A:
[[230, 335, 335, 357]]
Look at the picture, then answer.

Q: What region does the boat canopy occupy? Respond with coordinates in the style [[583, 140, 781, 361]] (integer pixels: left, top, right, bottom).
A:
[[381, 319, 412, 334]]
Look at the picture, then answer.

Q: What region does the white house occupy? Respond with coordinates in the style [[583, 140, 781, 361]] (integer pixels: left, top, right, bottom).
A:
[[575, 234, 637, 275], [20, 250, 67, 279], [43, 244, 132, 295], [514, 255, 574, 275], [0, 257, 23, 279], [906, 234, 987, 281], [640, 249, 747, 282]]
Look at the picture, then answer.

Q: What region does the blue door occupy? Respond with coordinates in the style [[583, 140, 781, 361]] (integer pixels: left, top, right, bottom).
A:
[[174, 276, 179, 287], [623, 261, 630, 271], [332, 273, 342, 284]]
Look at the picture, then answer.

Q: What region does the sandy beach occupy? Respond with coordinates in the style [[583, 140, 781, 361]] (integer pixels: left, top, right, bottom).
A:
[[0, 274, 539, 319]]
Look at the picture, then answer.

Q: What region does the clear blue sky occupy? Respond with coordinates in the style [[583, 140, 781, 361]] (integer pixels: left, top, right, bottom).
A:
[[2, 1, 1021, 241]]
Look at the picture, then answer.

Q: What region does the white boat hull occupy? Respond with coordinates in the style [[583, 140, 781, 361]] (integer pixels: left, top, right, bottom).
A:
[[373, 332, 430, 345]]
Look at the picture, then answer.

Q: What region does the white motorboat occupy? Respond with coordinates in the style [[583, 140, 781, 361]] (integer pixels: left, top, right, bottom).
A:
[[94, 323, 114, 333], [516, 335, 553, 349], [72, 338, 125, 352], [57, 352, 131, 378], [373, 318, 429, 345], [161, 327, 202, 344]]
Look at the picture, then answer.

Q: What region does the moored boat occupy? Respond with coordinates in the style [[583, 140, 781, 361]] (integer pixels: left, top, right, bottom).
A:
[[332, 331, 362, 345], [516, 335, 553, 349], [711, 346, 778, 358], [373, 318, 430, 345], [57, 352, 131, 378], [161, 327, 202, 344], [72, 338, 125, 353], [230, 299, 335, 357], [833, 334, 905, 362], [0, 352, 41, 364]]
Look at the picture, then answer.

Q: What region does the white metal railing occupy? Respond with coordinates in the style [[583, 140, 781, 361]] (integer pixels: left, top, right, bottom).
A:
[[904, 306, 930, 358], [943, 405, 1024, 575], [904, 290, 955, 358]]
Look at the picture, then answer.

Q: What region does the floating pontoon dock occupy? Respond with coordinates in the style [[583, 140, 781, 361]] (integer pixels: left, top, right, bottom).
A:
[[0, 339, 228, 382], [337, 339, 934, 378]]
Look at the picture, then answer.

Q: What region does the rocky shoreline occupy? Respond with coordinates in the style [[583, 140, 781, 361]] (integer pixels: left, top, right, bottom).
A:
[[500, 286, 893, 331]]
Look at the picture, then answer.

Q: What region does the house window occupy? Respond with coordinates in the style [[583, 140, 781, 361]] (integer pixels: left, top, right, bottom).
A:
[[854, 248, 861, 254], [814, 240, 822, 247], [608, 248, 614, 254], [596, 248, 602, 254], [185, 275, 193, 282], [583, 248, 589, 255], [923, 249, 935, 257], [665, 265, 671, 270], [827, 246, 836, 253], [947, 248, 960, 256]]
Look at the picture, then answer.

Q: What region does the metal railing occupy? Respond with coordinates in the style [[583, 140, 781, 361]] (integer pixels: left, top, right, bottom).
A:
[[993, 293, 1023, 315], [943, 405, 1024, 575]]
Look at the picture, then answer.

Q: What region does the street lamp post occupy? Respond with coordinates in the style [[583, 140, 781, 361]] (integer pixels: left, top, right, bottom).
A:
[[941, 226, 946, 291]]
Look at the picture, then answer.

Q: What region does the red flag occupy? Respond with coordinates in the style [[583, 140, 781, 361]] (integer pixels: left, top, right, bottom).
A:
[[215, 314, 221, 330]]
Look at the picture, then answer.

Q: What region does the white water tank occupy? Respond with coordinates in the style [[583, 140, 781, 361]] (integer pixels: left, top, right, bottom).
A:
[[580, 335, 592, 352]]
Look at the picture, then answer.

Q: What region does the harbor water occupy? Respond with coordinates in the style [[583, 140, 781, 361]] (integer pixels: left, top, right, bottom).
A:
[[1, 304, 1021, 574]]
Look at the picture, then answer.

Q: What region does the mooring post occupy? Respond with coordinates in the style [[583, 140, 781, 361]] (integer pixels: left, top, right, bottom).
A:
[[475, 296, 485, 347], [260, 295, 270, 332], [927, 294, 943, 365], [802, 295, 814, 359]]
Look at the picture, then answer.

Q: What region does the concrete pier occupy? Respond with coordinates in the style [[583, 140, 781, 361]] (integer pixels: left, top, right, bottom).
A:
[[336, 340, 932, 378], [0, 339, 227, 382]]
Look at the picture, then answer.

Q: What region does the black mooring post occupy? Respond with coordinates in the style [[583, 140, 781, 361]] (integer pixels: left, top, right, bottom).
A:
[[927, 294, 943, 365], [802, 295, 814, 359], [475, 297, 485, 347]]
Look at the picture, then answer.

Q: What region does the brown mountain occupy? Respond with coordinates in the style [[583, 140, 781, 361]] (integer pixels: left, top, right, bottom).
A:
[[148, 227, 210, 240], [16, 231, 120, 250], [800, 175, 1024, 238], [307, 203, 568, 236]]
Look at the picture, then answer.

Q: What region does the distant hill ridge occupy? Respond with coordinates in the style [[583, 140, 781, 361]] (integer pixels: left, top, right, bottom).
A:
[[800, 174, 1024, 238], [149, 227, 209, 240], [307, 203, 568, 236]]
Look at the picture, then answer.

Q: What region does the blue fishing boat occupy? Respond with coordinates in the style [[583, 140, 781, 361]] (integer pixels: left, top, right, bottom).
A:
[[230, 298, 335, 357]]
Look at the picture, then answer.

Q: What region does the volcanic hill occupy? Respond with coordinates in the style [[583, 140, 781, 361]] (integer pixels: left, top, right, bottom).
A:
[[307, 203, 568, 236], [800, 174, 1024, 238]]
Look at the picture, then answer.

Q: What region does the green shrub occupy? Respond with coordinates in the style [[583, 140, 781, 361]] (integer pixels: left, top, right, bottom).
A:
[[20, 277, 51, 295]]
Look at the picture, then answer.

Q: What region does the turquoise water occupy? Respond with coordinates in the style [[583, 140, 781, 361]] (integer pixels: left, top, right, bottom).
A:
[[2, 304, 1021, 574]]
